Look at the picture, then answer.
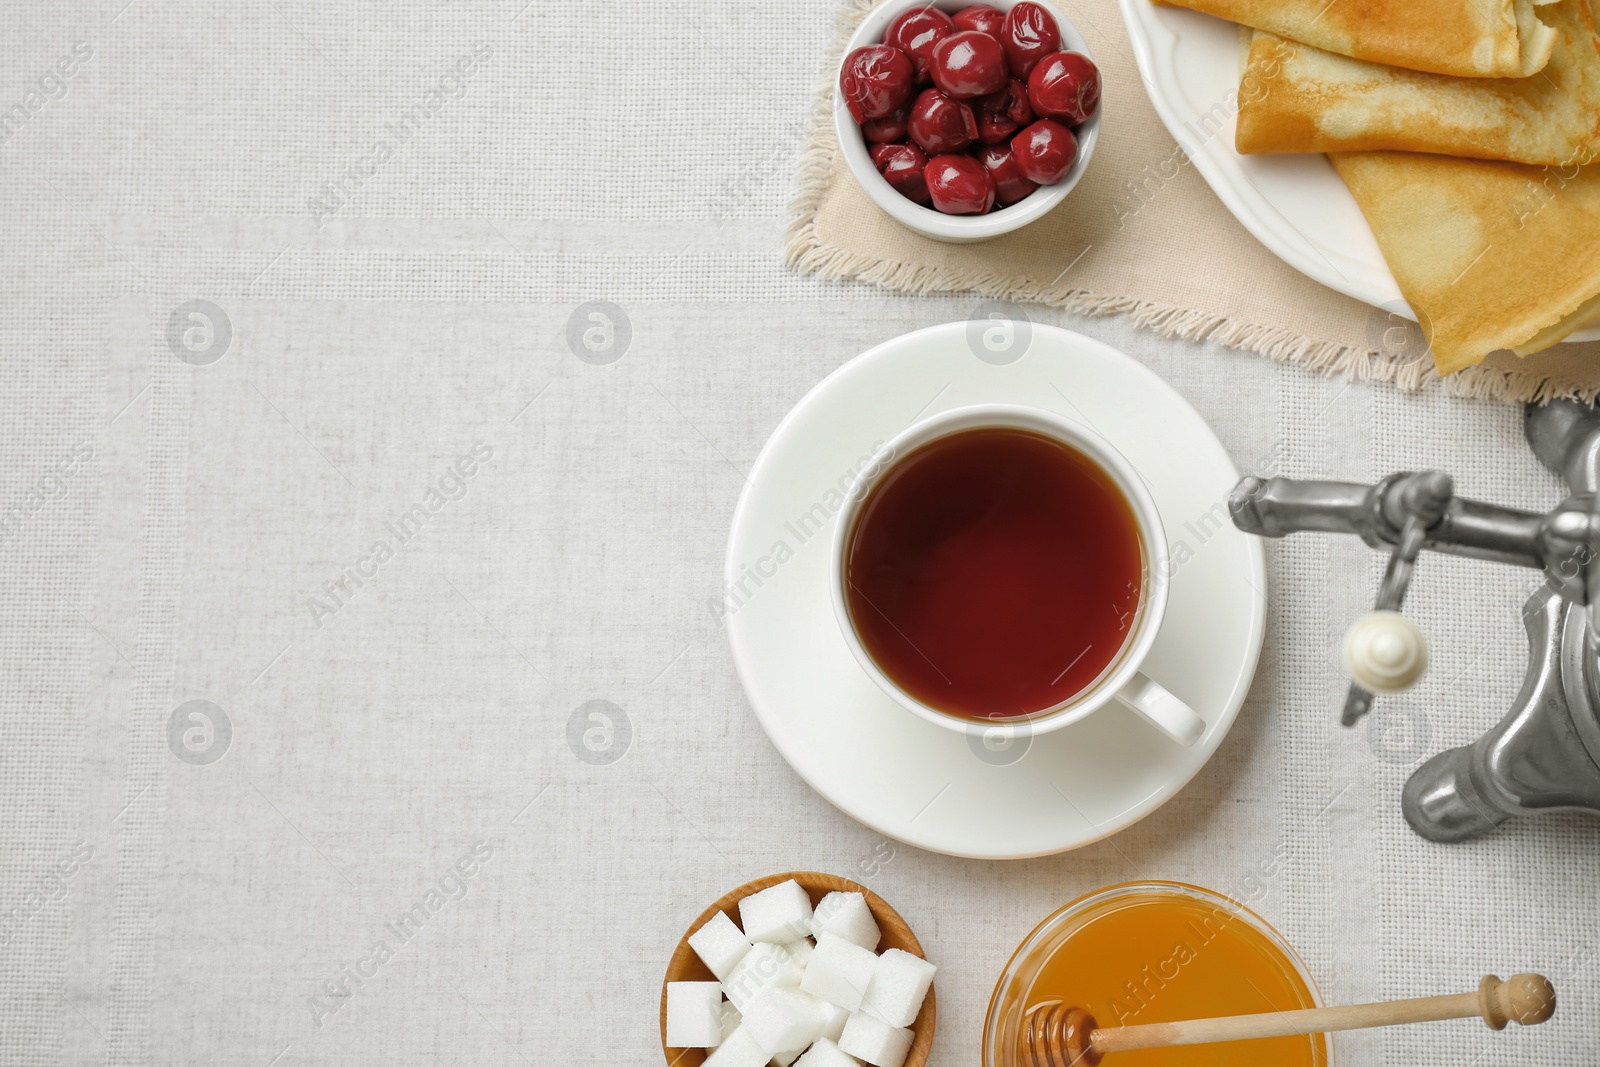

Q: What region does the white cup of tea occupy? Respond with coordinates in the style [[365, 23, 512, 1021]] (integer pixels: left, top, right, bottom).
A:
[[829, 404, 1206, 746]]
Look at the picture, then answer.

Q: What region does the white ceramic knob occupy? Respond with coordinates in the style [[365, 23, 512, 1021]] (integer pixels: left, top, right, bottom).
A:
[[1343, 610, 1429, 692]]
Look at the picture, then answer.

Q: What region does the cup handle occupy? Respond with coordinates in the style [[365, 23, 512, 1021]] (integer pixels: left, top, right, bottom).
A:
[[1115, 673, 1205, 747]]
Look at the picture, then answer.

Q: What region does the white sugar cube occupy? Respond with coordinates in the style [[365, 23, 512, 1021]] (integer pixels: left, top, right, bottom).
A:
[[814, 999, 850, 1043], [810, 892, 881, 951], [801, 932, 879, 1012], [666, 982, 724, 1048], [691, 911, 753, 981], [861, 949, 935, 1028], [724, 942, 803, 1011], [796, 1038, 862, 1067], [718, 1001, 743, 1042], [744, 987, 825, 1055], [772, 1050, 803, 1067], [839, 1013, 914, 1067], [704, 1024, 770, 1067], [740, 880, 815, 944], [784, 938, 815, 970]]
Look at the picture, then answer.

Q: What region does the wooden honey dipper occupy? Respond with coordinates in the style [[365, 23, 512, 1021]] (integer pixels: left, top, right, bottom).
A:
[[1024, 973, 1555, 1065]]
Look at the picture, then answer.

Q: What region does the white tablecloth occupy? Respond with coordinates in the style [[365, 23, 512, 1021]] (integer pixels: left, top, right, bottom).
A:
[[0, 2, 1595, 1065]]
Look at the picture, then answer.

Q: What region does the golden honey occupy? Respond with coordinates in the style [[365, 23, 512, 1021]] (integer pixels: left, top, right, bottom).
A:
[[984, 882, 1331, 1067]]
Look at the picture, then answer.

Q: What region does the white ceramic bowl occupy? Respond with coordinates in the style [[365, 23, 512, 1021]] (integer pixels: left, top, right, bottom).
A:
[[833, 0, 1102, 243]]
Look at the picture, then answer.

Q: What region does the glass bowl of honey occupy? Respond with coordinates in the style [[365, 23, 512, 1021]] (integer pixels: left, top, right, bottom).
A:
[[984, 881, 1332, 1067]]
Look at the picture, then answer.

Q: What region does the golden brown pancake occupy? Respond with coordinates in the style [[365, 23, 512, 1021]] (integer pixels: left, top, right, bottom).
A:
[[1157, 0, 1557, 77], [1331, 150, 1600, 372], [1235, 0, 1600, 166]]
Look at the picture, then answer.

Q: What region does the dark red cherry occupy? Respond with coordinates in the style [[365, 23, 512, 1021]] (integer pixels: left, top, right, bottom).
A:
[[1006, 78, 1037, 119], [976, 144, 1038, 204], [862, 103, 911, 143], [907, 87, 978, 153], [841, 45, 915, 122], [1000, 2, 1061, 78], [951, 4, 1006, 36], [874, 142, 933, 204], [974, 78, 1033, 144], [929, 30, 1008, 99], [1027, 51, 1100, 123], [1010, 118, 1077, 183], [883, 6, 955, 82], [925, 154, 996, 214]]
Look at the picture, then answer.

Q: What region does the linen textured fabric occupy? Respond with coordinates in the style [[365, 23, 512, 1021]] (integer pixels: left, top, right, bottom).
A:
[[0, 2, 1596, 1067]]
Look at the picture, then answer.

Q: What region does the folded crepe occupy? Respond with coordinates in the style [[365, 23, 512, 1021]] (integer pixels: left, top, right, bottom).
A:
[[1158, 0, 1558, 77], [1235, 0, 1600, 167], [1331, 151, 1600, 372]]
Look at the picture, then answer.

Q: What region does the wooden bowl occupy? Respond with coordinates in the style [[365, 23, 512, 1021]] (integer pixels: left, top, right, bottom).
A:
[[660, 871, 936, 1067]]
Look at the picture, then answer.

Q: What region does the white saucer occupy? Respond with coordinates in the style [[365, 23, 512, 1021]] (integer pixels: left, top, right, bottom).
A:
[[723, 323, 1266, 859]]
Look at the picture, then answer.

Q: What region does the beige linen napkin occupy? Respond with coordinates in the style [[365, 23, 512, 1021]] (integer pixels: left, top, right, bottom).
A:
[[787, 0, 1600, 402]]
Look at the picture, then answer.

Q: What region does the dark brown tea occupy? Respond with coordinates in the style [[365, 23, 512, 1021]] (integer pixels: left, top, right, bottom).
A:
[[844, 427, 1144, 721]]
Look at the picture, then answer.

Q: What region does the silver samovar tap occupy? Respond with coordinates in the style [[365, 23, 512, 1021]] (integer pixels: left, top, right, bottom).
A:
[[1228, 400, 1600, 842]]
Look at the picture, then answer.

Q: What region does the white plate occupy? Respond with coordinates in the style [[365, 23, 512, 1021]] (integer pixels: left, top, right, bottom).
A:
[[1113, 0, 1600, 343], [723, 323, 1266, 859]]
